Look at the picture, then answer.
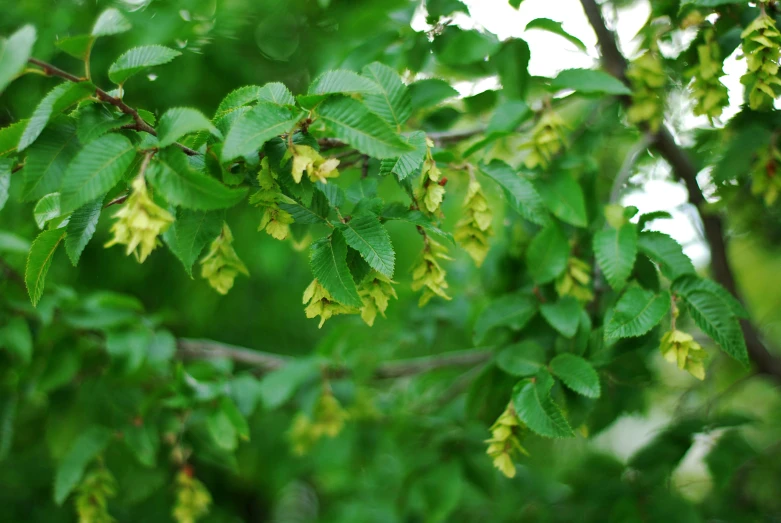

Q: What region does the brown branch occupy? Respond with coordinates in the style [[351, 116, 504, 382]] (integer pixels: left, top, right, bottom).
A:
[[27, 58, 198, 157], [579, 0, 781, 383], [176, 338, 492, 379]]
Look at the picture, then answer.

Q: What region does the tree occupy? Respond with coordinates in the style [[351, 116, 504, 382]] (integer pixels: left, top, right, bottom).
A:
[[1, 0, 781, 520]]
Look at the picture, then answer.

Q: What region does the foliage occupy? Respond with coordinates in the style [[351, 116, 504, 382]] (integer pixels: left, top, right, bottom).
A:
[[1, 0, 781, 521]]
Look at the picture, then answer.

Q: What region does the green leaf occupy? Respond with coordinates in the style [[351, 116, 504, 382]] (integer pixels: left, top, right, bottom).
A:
[[207, 406, 237, 451], [478, 160, 548, 225], [362, 62, 412, 129], [711, 124, 770, 184], [18, 82, 94, 151], [220, 396, 250, 441], [25, 229, 65, 307], [76, 104, 132, 144], [124, 423, 158, 468], [535, 172, 587, 227], [379, 131, 427, 181], [164, 209, 222, 277], [55, 35, 94, 60], [605, 285, 670, 340], [594, 223, 638, 290], [0, 316, 33, 365], [540, 296, 582, 338], [0, 120, 27, 157], [550, 353, 600, 398], [33, 193, 61, 229], [492, 39, 530, 100], [495, 341, 545, 377], [525, 223, 570, 284], [108, 45, 181, 85], [157, 107, 221, 148], [23, 117, 80, 201], [59, 134, 136, 214], [434, 27, 500, 66], [672, 275, 748, 319], [381, 204, 455, 244], [215, 85, 262, 116], [486, 100, 531, 134], [53, 426, 112, 505], [92, 8, 132, 36], [637, 231, 695, 281], [474, 294, 537, 343], [65, 198, 102, 266], [0, 231, 30, 254], [337, 214, 395, 278], [525, 18, 586, 51], [105, 326, 151, 373], [148, 148, 247, 210], [0, 160, 9, 211], [308, 70, 381, 96], [258, 82, 296, 106], [551, 68, 631, 95], [258, 359, 318, 410], [512, 371, 573, 438], [221, 102, 301, 162], [279, 199, 329, 225], [408, 78, 459, 110], [0, 25, 36, 94], [317, 97, 413, 159], [310, 231, 363, 307], [681, 290, 748, 365]]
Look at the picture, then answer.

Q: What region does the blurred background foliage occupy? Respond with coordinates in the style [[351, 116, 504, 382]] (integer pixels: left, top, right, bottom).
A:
[[1, 0, 781, 521]]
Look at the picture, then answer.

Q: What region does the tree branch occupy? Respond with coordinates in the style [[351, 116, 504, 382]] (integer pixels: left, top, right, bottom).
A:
[[176, 338, 492, 379], [579, 0, 781, 382], [27, 58, 199, 157]]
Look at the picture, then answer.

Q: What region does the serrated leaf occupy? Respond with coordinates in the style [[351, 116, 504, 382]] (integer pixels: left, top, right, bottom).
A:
[[535, 172, 587, 227], [310, 231, 362, 307], [221, 102, 301, 162], [672, 275, 748, 319], [55, 35, 94, 61], [54, 426, 113, 505], [540, 296, 582, 338], [317, 97, 413, 159], [362, 62, 412, 129], [18, 82, 94, 151], [526, 223, 570, 284], [92, 8, 132, 36], [337, 213, 395, 278], [0, 120, 27, 157], [65, 198, 102, 266], [495, 341, 545, 377], [59, 134, 136, 213], [0, 160, 9, 211], [512, 371, 573, 438], [605, 285, 670, 340], [258, 82, 295, 106], [408, 78, 459, 110], [147, 148, 247, 210], [550, 353, 600, 398], [637, 210, 673, 230], [33, 192, 62, 229], [23, 118, 80, 201], [682, 290, 748, 365], [485, 99, 531, 134], [25, 229, 65, 307], [308, 69, 381, 96], [380, 204, 454, 244], [493, 38, 530, 100], [108, 45, 181, 85], [474, 294, 537, 343], [76, 104, 132, 144], [279, 199, 329, 225], [525, 18, 586, 51], [0, 25, 36, 94], [550, 68, 631, 95], [479, 160, 548, 225], [594, 223, 637, 290], [157, 107, 221, 148], [638, 231, 695, 281], [164, 209, 222, 277], [379, 131, 427, 181]]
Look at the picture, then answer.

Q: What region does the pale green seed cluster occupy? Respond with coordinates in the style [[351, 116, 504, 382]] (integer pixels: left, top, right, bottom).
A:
[[411, 238, 452, 306], [660, 329, 706, 380], [250, 157, 294, 240], [626, 52, 667, 132], [172, 470, 212, 523], [454, 179, 493, 267], [485, 404, 527, 479], [199, 223, 249, 295], [741, 10, 781, 111], [556, 257, 594, 303], [75, 468, 116, 523], [303, 279, 358, 328], [687, 29, 729, 120], [751, 143, 781, 205], [523, 110, 568, 170], [416, 138, 446, 215], [289, 391, 349, 455], [105, 175, 174, 263], [288, 144, 340, 184], [358, 272, 398, 327]]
